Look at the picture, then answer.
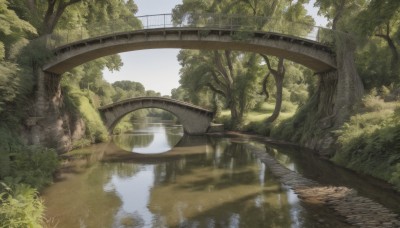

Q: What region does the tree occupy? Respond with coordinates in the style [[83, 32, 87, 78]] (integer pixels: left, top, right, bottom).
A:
[[261, 55, 285, 123], [314, 0, 365, 30], [0, 0, 36, 59], [355, 0, 400, 83], [173, 0, 316, 128]]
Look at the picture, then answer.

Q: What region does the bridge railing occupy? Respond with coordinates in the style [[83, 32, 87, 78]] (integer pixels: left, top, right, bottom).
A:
[[45, 13, 335, 49]]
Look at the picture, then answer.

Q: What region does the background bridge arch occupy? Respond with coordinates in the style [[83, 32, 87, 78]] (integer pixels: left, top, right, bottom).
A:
[[98, 97, 214, 135]]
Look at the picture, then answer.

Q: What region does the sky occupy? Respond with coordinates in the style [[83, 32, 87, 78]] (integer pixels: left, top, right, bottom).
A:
[[102, 0, 328, 96]]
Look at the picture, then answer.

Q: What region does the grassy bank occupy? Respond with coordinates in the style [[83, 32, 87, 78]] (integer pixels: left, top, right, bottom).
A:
[[216, 101, 297, 134], [0, 134, 59, 227], [332, 95, 400, 189], [218, 94, 400, 190]]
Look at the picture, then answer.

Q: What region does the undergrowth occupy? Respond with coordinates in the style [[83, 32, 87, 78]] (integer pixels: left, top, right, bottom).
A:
[[0, 124, 58, 227], [333, 95, 400, 189], [63, 86, 109, 143]]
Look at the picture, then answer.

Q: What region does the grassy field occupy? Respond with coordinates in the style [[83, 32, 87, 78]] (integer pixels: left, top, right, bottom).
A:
[[216, 102, 297, 134]]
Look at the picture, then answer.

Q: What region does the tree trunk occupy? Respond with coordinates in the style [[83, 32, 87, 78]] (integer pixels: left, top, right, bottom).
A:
[[261, 55, 285, 124], [375, 23, 400, 82], [265, 73, 283, 123]]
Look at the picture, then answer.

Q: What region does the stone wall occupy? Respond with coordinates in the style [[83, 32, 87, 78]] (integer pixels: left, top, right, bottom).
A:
[[29, 70, 86, 153]]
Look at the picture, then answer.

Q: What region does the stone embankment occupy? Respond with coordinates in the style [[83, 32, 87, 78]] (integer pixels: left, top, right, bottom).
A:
[[250, 145, 400, 228]]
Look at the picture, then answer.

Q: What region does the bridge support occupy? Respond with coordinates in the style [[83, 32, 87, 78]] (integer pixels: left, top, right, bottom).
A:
[[289, 36, 364, 156], [29, 70, 84, 152]]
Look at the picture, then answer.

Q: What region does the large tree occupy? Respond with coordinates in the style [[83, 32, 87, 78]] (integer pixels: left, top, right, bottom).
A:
[[174, 0, 315, 128], [355, 0, 400, 83]]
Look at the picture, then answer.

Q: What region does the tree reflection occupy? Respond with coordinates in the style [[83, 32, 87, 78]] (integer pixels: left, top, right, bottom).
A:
[[147, 138, 296, 227], [44, 137, 303, 228], [113, 133, 154, 151]]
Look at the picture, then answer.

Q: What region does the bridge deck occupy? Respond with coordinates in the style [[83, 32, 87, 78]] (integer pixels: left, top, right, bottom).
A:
[[43, 27, 336, 74], [98, 96, 213, 115]]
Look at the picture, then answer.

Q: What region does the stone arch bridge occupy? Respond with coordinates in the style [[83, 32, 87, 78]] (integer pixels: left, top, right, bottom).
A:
[[98, 97, 214, 135]]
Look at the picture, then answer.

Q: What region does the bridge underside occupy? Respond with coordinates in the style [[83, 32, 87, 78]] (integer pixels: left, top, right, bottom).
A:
[[98, 97, 214, 135], [44, 28, 336, 74]]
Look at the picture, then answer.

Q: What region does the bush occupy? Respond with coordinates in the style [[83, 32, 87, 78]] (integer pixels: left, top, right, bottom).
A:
[[0, 183, 44, 228], [333, 100, 400, 189], [10, 146, 59, 190], [280, 100, 297, 113], [362, 95, 385, 112], [64, 87, 109, 143]]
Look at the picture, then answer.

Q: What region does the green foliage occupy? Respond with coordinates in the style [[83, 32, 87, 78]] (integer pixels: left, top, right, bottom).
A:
[[280, 100, 297, 113], [17, 38, 53, 66], [0, 125, 22, 179], [9, 146, 59, 190], [270, 94, 323, 143], [333, 97, 400, 189], [112, 80, 146, 101], [71, 138, 92, 149], [0, 183, 44, 228], [390, 164, 400, 189], [356, 40, 394, 88], [0, 62, 20, 113], [65, 87, 109, 143], [0, 0, 37, 60], [0, 128, 57, 227]]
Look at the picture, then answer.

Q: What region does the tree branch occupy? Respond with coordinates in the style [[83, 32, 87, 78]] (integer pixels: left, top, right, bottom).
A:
[[224, 50, 235, 83], [211, 71, 228, 91], [206, 82, 226, 97], [213, 51, 232, 85], [260, 54, 278, 76], [259, 72, 270, 100]]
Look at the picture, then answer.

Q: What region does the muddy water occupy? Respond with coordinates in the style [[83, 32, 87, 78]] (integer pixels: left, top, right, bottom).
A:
[[42, 122, 400, 227]]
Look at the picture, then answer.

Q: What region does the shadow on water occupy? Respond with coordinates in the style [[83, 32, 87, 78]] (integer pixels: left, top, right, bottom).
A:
[[263, 143, 400, 215], [102, 135, 211, 164], [43, 131, 399, 228]]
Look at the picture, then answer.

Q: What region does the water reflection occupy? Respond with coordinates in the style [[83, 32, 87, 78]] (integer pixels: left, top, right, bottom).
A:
[[43, 138, 310, 228], [113, 121, 183, 154]]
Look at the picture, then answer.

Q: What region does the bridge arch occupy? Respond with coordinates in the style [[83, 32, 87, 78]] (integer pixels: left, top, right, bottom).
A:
[[98, 97, 214, 135], [43, 28, 336, 74]]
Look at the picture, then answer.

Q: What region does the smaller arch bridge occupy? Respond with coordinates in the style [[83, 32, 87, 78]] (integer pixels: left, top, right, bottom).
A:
[[98, 97, 214, 135]]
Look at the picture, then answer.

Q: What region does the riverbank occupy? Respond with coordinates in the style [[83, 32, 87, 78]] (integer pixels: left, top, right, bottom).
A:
[[250, 145, 400, 227], [217, 130, 400, 192], [209, 130, 400, 211]]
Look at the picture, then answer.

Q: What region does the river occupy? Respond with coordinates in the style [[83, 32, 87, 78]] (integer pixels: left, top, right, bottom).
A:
[[42, 119, 400, 227]]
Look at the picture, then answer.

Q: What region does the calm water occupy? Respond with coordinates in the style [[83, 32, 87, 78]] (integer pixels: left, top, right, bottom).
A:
[[42, 121, 400, 228], [112, 122, 184, 154]]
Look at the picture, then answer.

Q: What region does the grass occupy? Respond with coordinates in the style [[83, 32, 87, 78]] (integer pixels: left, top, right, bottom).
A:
[[216, 101, 297, 134], [65, 88, 109, 143], [333, 96, 400, 189]]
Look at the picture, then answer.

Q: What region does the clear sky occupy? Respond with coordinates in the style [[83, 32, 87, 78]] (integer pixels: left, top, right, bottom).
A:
[[102, 0, 328, 96]]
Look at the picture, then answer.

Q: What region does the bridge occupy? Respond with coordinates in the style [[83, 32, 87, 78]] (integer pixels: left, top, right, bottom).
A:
[[98, 97, 214, 135], [42, 13, 336, 74], [35, 13, 363, 153]]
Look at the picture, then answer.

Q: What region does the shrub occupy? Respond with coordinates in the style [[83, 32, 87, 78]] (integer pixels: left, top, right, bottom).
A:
[[64, 87, 109, 143], [0, 183, 44, 228], [333, 99, 400, 189], [11, 146, 59, 190], [280, 100, 297, 113]]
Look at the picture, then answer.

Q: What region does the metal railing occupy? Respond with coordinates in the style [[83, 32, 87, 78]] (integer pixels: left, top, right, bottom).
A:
[[44, 13, 335, 49]]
